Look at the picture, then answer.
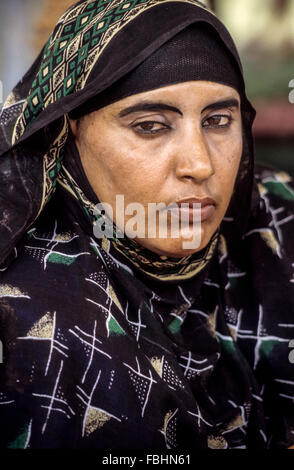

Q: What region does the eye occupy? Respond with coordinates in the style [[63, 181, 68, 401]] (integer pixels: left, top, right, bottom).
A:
[[202, 114, 233, 128], [132, 121, 170, 135]]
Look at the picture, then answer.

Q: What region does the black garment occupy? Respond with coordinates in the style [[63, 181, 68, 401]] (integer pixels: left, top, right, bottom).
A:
[[0, 0, 293, 449], [69, 22, 243, 119]]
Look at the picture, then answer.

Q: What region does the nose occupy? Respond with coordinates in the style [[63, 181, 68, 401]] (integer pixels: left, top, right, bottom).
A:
[[175, 124, 215, 183]]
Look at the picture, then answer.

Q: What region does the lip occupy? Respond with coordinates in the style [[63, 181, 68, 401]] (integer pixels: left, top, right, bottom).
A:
[[172, 197, 217, 223], [175, 196, 217, 207]]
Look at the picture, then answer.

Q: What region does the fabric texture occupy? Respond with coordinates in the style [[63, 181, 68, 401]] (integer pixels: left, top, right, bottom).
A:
[[0, 0, 294, 449], [69, 21, 243, 119]]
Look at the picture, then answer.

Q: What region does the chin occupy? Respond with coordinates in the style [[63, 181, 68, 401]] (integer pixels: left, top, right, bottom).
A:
[[135, 233, 211, 258]]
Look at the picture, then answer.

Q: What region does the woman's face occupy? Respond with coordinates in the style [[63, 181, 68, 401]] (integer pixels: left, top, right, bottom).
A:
[[70, 81, 243, 257]]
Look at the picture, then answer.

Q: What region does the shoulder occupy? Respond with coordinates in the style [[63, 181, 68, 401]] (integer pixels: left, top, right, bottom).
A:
[[0, 196, 96, 289], [254, 163, 294, 203], [245, 163, 294, 261]]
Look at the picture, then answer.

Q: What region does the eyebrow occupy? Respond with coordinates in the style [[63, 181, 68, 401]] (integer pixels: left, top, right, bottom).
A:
[[118, 98, 239, 118], [202, 99, 239, 112], [118, 102, 183, 117]]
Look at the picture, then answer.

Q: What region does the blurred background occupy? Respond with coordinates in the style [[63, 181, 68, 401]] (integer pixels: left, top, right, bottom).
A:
[[0, 0, 293, 173]]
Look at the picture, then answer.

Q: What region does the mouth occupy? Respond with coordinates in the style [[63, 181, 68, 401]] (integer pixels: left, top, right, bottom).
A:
[[171, 196, 217, 223]]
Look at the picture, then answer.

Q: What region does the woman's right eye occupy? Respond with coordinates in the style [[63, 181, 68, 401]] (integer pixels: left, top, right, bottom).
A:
[[132, 121, 170, 134]]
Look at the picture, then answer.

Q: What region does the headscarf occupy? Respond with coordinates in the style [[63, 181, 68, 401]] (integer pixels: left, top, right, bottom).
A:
[[68, 21, 243, 118], [0, 0, 293, 449]]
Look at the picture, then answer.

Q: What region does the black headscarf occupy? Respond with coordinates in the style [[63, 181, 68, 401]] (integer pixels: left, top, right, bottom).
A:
[[68, 21, 243, 117], [0, 0, 257, 265], [0, 0, 294, 449]]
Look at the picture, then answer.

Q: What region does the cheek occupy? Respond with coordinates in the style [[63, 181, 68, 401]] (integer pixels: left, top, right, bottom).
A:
[[84, 132, 165, 202], [209, 133, 243, 200], [117, 154, 168, 203], [220, 146, 242, 182], [214, 128, 242, 169]]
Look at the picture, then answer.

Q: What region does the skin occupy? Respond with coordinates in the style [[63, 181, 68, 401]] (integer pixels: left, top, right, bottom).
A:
[[70, 81, 243, 257]]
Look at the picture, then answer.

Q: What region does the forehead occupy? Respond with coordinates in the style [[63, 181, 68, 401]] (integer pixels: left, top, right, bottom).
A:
[[109, 81, 241, 113]]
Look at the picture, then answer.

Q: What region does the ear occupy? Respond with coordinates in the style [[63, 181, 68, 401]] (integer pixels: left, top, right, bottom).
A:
[[69, 118, 78, 137]]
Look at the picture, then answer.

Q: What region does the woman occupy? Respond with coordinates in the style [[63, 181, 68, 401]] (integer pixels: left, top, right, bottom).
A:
[[0, 0, 293, 449]]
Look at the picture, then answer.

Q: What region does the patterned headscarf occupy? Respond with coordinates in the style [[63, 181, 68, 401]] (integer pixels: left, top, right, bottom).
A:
[[0, 0, 256, 267]]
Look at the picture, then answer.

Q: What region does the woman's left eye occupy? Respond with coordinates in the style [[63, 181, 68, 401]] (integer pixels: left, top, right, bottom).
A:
[[202, 114, 232, 128], [132, 121, 169, 134]]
